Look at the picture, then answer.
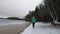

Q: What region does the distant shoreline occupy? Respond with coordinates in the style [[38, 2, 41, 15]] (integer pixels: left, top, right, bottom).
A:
[[0, 17, 25, 20]]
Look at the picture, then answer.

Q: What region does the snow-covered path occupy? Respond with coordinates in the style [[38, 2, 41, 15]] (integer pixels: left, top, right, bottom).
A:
[[21, 22, 60, 34]]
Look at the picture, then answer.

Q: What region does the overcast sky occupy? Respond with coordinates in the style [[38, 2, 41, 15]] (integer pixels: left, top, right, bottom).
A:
[[0, 0, 43, 18]]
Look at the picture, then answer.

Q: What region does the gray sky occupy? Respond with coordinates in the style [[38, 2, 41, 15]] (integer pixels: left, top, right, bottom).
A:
[[0, 0, 43, 18]]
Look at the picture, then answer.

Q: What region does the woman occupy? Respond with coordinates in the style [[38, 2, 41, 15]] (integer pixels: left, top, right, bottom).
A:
[[31, 16, 36, 28]]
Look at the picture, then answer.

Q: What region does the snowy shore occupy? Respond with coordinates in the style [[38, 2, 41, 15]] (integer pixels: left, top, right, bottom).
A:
[[21, 22, 60, 34], [0, 23, 31, 34]]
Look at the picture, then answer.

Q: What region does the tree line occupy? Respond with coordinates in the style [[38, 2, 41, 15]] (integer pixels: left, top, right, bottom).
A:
[[25, 0, 60, 22]]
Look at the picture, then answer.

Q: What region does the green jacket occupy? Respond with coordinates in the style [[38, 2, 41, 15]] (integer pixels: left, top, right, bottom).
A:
[[31, 18, 36, 23]]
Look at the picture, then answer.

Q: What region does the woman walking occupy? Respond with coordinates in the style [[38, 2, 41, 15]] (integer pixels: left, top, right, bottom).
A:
[[31, 16, 36, 28]]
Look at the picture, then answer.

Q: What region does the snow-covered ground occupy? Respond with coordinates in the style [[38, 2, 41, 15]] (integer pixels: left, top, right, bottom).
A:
[[21, 22, 60, 34]]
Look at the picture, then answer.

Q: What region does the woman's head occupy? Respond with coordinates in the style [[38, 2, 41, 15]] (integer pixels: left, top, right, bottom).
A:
[[33, 16, 35, 18]]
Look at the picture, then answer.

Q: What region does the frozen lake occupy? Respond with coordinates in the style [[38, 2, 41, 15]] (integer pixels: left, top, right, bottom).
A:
[[0, 19, 29, 26], [0, 19, 31, 34]]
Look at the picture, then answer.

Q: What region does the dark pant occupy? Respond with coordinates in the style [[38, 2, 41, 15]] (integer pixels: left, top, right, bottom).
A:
[[32, 23, 35, 28]]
